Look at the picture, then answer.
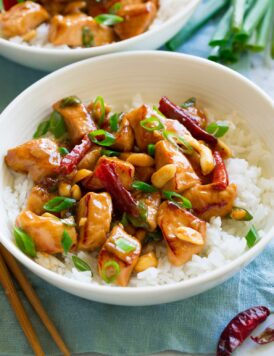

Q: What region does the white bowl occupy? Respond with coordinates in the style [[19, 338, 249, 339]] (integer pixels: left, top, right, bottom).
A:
[[0, 0, 199, 71], [0, 51, 273, 306]]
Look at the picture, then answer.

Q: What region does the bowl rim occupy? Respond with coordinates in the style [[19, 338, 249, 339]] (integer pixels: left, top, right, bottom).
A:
[[1, 51, 274, 298], [0, 0, 200, 57]]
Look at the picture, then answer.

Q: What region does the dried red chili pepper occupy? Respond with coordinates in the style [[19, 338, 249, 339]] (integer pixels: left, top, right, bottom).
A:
[[212, 151, 229, 191], [251, 323, 274, 345], [159, 96, 217, 145], [95, 160, 140, 218], [217, 306, 270, 356], [3, 0, 18, 10], [59, 134, 92, 175]]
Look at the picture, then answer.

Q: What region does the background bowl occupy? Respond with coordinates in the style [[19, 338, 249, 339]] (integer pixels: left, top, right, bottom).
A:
[[0, 51, 273, 306], [0, 0, 199, 71]]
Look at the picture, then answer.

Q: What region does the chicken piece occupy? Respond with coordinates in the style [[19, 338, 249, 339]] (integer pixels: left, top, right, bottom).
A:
[[53, 99, 96, 144], [49, 13, 115, 47], [130, 192, 161, 231], [63, 1, 87, 14], [16, 210, 77, 254], [5, 139, 61, 183], [115, 2, 157, 40], [184, 183, 237, 221], [87, 0, 144, 17], [134, 166, 154, 182], [154, 140, 200, 192], [26, 186, 54, 215], [157, 201, 206, 266], [78, 146, 101, 170], [83, 156, 135, 190], [111, 116, 135, 152], [0, 1, 49, 38], [77, 192, 112, 250], [98, 224, 141, 286], [127, 105, 163, 151], [38, 0, 69, 16]]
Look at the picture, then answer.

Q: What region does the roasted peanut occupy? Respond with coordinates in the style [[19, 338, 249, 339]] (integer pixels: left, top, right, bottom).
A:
[[58, 182, 71, 197], [134, 252, 158, 273], [73, 169, 93, 183], [71, 184, 82, 200], [151, 164, 176, 188], [127, 153, 155, 167]]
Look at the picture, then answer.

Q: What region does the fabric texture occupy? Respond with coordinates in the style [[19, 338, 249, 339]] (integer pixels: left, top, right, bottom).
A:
[[0, 2, 273, 355]]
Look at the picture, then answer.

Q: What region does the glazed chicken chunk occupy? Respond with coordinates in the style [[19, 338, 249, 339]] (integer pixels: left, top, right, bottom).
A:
[[98, 224, 141, 286], [0, 1, 49, 38], [77, 192, 112, 251], [16, 211, 77, 254], [49, 13, 115, 47], [26, 185, 55, 215], [5, 138, 61, 183], [157, 201, 206, 266]]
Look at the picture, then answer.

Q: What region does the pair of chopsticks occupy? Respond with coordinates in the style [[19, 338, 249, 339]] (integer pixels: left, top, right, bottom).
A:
[[0, 244, 70, 356]]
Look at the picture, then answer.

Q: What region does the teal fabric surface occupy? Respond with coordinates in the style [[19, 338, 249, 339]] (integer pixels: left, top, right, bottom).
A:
[[0, 3, 273, 356]]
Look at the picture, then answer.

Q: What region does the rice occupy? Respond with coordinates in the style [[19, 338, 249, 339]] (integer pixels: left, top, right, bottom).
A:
[[3, 102, 274, 288], [3, 0, 188, 50]]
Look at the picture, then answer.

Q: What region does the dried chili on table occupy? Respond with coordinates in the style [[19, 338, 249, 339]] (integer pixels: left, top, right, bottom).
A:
[[217, 306, 270, 356]]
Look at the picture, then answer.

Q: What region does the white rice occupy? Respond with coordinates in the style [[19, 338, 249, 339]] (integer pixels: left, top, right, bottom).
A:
[[3, 0, 188, 49], [3, 103, 274, 287]]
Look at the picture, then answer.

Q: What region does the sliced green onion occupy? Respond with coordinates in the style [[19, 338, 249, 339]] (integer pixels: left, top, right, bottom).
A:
[[153, 105, 166, 118], [49, 111, 67, 139], [109, 2, 122, 14], [33, 120, 50, 139], [62, 230, 73, 255], [127, 201, 148, 229], [163, 130, 193, 155], [93, 96, 105, 127], [14, 227, 36, 258], [82, 26, 93, 47], [58, 147, 69, 156], [163, 191, 192, 209], [132, 181, 158, 193], [101, 260, 120, 283], [245, 225, 259, 248], [43, 197, 76, 213], [121, 213, 129, 227], [147, 143, 155, 157], [115, 237, 136, 253], [206, 121, 229, 137], [181, 97, 197, 108], [144, 230, 163, 244], [230, 207, 253, 221], [109, 113, 120, 132], [101, 149, 120, 157], [94, 14, 124, 26], [60, 96, 81, 108], [72, 255, 91, 272], [88, 129, 116, 147], [140, 116, 164, 132]]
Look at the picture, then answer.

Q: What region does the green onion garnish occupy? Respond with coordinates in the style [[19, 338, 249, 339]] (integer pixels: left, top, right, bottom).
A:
[[14, 227, 36, 258], [245, 225, 259, 248], [127, 201, 148, 229], [101, 149, 120, 157], [109, 113, 120, 132], [109, 2, 122, 14], [58, 147, 69, 156], [163, 130, 193, 155], [163, 191, 192, 209], [144, 229, 163, 244], [72, 255, 91, 272], [82, 26, 93, 47], [181, 97, 196, 108], [43, 197, 76, 213], [33, 120, 50, 139], [94, 14, 124, 26], [62, 230, 73, 255], [132, 181, 158, 193], [230, 207, 253, 221], [102, 260, 120, 283], [121, 213, 128, 227], [140, 116, 165, 132], [60, 96, 81, 108], [147, 143, 155, 156], [115, 237, 136, 253], [89, 129, 115, 147], [93, 96, 105, 127], [206, 121, 229, 138], [49, 111, 67, 139], [152, 105, 166, 118]]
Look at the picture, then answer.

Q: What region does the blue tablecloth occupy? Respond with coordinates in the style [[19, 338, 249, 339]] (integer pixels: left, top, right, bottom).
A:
[[0, 3, 273, 356]]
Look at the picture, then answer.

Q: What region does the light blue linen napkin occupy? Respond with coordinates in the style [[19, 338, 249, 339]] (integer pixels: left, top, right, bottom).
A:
[[0, 3, 273, 355]]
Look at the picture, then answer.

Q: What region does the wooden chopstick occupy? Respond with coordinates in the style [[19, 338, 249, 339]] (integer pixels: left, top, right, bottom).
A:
[[0, 252, 45, 356], [0, 244, 71, 356]]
